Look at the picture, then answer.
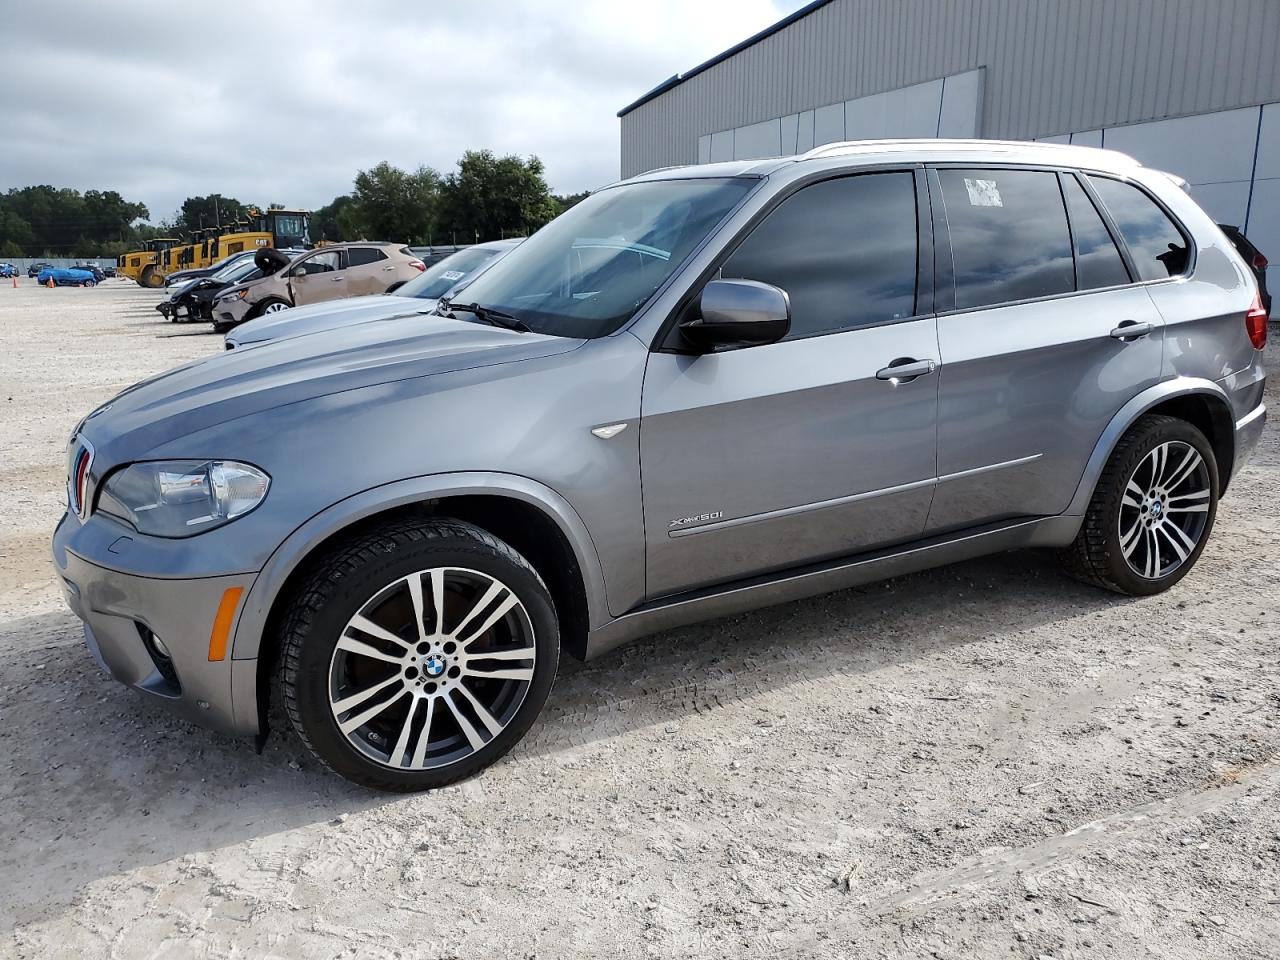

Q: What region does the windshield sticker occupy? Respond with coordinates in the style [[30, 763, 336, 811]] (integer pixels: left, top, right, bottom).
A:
[[964, 178, 1003, 207], [440, 270, 465, 281]]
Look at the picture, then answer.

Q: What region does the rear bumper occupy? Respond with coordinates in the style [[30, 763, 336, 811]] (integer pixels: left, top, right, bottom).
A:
[[1233, 402, 1266, 478], [52, 511, 259, 736]]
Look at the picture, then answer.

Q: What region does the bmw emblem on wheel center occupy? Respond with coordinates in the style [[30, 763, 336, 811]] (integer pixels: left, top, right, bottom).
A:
[[424, 655, 447, 678]]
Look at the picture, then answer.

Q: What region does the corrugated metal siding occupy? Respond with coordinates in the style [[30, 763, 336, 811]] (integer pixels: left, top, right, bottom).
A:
[[620, 0, 1280, 177]]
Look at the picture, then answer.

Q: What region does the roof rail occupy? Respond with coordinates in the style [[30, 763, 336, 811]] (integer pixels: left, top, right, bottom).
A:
[[799, 137, 1140, 165]]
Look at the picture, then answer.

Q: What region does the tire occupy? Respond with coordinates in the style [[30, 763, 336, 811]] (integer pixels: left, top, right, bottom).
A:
[[1060, 414, 1218, 596], [385, 281, 406, 293], [253, 298, 291, 318], [212, 321, 233, 334], [280, 518, 559, 791]]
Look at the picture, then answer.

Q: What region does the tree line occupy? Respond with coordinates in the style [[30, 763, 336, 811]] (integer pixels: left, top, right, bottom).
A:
[[0, 150, 590, 258]]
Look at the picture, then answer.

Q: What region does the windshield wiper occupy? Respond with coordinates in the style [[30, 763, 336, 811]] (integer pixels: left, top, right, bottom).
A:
[[444, 301, 532, 333]]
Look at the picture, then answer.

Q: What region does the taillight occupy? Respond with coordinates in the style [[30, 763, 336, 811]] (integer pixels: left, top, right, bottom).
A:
[[1245, 293, 1268, 350], [1253, 251, 1269, 270], [409, 259, 425, 272]]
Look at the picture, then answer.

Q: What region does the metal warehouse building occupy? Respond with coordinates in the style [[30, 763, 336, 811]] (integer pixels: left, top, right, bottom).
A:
[[618, 0, 1280, 305]]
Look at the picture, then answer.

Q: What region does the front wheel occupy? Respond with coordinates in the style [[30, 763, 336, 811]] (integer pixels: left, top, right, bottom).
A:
[[255, 298, 291, 317], [280, 519, 559, 791], [1060, 414, 1218, 595]]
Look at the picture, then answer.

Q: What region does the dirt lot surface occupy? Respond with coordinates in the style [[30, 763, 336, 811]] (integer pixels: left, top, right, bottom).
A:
[[1, 279, 1277, 959]]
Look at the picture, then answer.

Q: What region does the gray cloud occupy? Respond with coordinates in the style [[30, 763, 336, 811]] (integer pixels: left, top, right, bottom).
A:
[[0, 1, 802, 222]]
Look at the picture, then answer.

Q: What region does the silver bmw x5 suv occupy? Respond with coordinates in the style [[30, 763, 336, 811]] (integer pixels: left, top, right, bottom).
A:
[[54, 140, 1268, 790]]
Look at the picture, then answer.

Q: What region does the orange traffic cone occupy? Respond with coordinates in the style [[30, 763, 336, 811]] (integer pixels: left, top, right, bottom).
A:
[[9, 276, 15, 289], [46, 276, 55, 289]]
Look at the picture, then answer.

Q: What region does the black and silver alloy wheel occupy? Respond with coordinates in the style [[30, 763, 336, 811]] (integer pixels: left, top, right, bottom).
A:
[[1117, 440, 1211, 580], [281, 519, 559, 791], [1061, 414, 1218, 596], [328, 566, 537, 771]]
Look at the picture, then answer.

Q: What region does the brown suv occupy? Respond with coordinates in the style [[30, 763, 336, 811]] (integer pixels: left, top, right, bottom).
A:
[[211, 242, 425, 332]]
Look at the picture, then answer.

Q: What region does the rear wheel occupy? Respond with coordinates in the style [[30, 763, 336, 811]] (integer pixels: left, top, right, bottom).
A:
[[1060, 414, 1218, 595], [280, 519, 559, 791]]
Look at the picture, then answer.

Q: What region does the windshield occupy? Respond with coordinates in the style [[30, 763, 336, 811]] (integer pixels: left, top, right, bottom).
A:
[[395, 247, 504, 300], [272, 213, 309, 246], [212, 258, 259, 282], [446, 178, 756, 338]]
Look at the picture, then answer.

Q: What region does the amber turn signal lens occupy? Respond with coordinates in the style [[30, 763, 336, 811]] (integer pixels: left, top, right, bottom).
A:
[[207, 586, 244, 661]]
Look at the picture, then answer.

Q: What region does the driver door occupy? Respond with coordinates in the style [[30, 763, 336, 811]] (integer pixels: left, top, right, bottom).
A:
[[289, 249, 348, 305], [640, 170, 940, 599]]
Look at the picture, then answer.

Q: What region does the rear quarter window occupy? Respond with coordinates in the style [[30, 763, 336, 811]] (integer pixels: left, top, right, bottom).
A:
[[1087, 176, 1190, 281]]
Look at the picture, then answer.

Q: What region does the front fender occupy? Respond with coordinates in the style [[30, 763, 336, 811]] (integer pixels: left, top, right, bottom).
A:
[[228, 471, 610, 664], [1064, 376, 1234, 518]]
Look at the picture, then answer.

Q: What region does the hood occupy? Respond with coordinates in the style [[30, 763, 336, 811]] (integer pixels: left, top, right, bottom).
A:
[[79, 313, 585, 463], [228, 294, 437, 347], [216, 273, 271, 300]]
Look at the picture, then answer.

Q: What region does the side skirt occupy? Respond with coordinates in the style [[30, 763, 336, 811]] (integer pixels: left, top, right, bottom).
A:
[[583, 514, 1082, 660]]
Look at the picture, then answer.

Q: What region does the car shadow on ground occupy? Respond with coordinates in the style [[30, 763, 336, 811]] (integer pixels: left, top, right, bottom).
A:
[[0, 547, 1136, 927]]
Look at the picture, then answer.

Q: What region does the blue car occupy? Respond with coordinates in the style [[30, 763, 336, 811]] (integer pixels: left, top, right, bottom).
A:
[[0, 263, 18, 279], [37, 266, 98, 287]]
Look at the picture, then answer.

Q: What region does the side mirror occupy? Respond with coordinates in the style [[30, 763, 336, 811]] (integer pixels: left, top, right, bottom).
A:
[[290, 266, 307, 278], [679, 279, 790, 351]]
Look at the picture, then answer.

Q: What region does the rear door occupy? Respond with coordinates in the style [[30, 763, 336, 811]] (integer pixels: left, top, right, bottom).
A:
[[345, 246, 392, 296], [640, 169, 940, 598], [926, 166, 1165, 533], [288, 249, 347, 305]]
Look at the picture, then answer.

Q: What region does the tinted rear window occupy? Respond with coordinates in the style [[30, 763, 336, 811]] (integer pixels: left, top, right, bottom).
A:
[[347, 247, 387, 267], [1062, 175, 1130, 290], [1088, 176, 1189, 280], [722, 172, 918, 337], [938, 168, 1075, 310]]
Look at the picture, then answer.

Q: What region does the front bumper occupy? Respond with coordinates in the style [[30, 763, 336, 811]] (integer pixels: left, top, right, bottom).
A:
[[215, 296, 252, 326], [52, 511, 259, 736], [1233, 403, 1266, 478]]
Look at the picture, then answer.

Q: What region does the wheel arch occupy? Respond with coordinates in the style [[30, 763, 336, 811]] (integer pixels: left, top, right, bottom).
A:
[[230, 473, 608, 735], [1067, 378, 1237, 518]]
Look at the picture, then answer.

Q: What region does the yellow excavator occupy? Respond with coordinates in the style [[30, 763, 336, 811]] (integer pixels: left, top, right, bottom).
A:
[[118, 209, 311, 287]]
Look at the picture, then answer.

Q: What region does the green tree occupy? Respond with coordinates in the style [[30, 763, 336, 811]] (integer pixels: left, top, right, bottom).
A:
[[176, 195, 254, 234], [553, 191, 590, 216], [312, 194, 362, 242], [0, 239, 23, 259], [0, 209, 35, 254], [0, 185, 149, 255], [349, 161, 439, 243], [438, 151, 559, 242]]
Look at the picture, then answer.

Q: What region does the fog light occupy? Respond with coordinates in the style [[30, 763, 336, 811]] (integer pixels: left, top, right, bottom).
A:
[[151, 635, 172, 659]]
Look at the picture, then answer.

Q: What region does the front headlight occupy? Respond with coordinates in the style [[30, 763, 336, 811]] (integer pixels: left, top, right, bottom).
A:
[[98, 460, 270, 537]]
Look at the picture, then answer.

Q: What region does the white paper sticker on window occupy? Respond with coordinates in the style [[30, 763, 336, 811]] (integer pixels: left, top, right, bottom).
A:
[[440, 270, 465, 281], [964, 178, 1003, 207]]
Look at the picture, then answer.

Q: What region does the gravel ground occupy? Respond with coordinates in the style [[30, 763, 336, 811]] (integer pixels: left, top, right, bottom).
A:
[[1, 279, 1277, 959]]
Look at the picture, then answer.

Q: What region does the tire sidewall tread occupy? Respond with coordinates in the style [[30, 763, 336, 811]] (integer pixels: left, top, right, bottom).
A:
[[278, 518, 559, 792], [1060, 414, 1219, 596]]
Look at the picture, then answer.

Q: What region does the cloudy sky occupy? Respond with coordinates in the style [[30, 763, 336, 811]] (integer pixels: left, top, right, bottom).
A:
[[0, 1, 805, 224]]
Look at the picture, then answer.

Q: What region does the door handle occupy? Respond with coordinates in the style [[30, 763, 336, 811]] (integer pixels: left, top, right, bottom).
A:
[[1109, 320, 1153, 340], [875, 358, 937, 382], [332, 276, 344, 282]]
